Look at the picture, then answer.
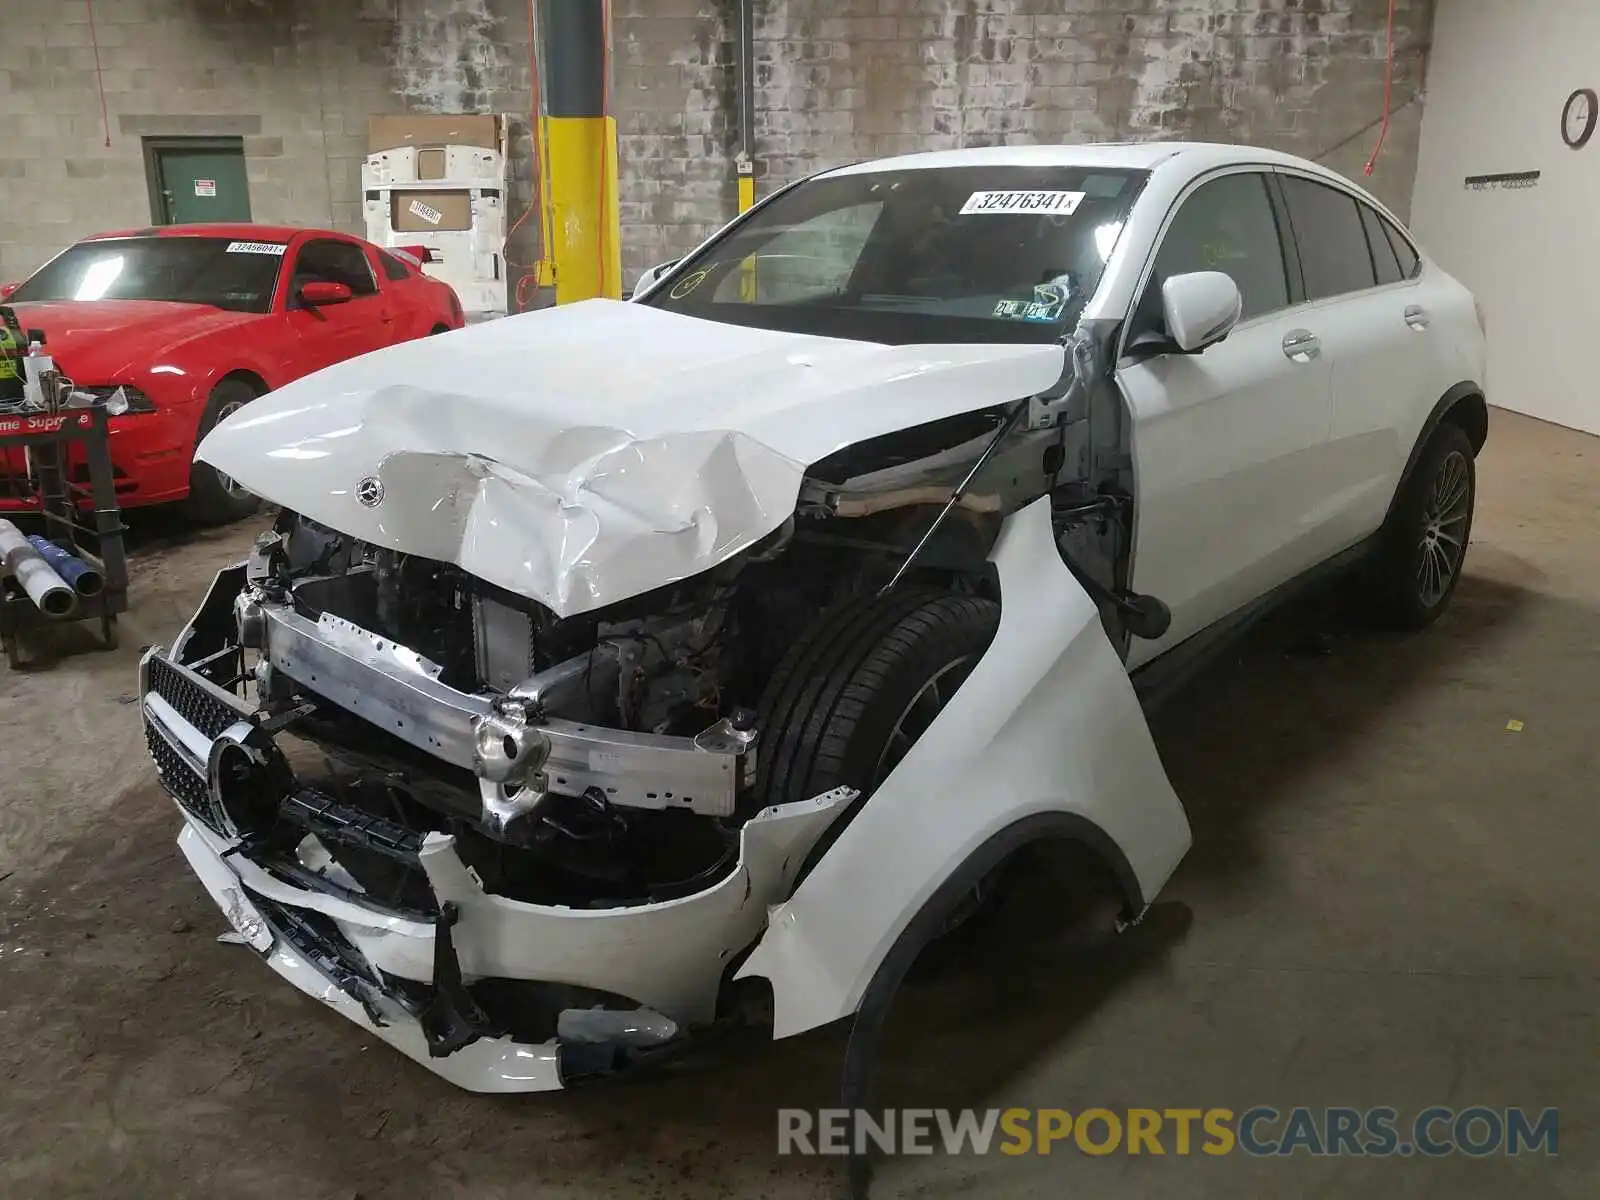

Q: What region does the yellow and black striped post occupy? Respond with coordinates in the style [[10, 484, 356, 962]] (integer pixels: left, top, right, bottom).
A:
[[539, 0, 621, 303]]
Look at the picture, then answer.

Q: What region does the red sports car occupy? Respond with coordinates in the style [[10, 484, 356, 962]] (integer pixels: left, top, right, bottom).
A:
[[0, 224, 465, 522]]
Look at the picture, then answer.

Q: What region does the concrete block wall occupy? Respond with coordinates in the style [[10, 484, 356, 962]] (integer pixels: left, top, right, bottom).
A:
[[0, 0, 540, 290], [0, 0, 1435, 292], [0, 0, 381, 282]]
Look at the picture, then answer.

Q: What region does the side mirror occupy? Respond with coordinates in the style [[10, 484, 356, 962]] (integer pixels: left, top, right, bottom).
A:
[[1161, 271, 1243, 353], [630, 259, 680, 300], [0, 283, 18, 301], [298, 280, 353, 307]]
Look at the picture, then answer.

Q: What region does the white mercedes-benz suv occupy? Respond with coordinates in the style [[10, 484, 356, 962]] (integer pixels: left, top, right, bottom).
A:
[[139, 142, 1486, 1095]]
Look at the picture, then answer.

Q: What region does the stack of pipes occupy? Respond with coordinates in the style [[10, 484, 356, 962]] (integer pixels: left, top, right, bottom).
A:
[[0, 520, 103, 618]]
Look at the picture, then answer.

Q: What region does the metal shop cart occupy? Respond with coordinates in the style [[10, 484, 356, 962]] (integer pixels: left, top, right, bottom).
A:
[[0, 401, 129, 669]]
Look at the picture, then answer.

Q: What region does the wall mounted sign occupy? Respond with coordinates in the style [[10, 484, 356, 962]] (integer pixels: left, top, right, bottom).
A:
[[1464, 171, 1541, 191], [194, 178, 217, 197], [1562, 88, 1597, 149]]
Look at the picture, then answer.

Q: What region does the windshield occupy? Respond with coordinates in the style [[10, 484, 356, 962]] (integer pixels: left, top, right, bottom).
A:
[[11, 237, 286, 312], [641, 165, 1148, 344]]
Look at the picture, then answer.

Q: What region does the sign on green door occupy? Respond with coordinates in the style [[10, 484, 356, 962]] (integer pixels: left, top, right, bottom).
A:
[[154, 145, 252, 224]]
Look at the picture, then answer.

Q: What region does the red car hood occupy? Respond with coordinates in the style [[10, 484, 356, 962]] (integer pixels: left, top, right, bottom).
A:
[[4, 300, 261, 382]]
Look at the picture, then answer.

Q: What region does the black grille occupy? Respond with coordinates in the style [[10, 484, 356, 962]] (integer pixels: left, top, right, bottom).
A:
[[147, 655, 241, 740], [145, 721, 218, 830]]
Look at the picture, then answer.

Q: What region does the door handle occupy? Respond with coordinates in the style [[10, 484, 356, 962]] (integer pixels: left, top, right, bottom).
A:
[[1282, 329, 1321, 362], [1404, 304, 1431, 331]]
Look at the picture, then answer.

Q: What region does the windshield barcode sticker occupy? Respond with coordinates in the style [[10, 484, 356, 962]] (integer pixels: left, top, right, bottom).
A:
[[960, 190, 1086, 215], [225, 241, 288, 255], [408, 199, 444, 225]]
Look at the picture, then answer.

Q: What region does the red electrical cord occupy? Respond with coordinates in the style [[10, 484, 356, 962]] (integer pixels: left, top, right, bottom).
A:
[[1364, 0, 1398, 176], [85, 0, 111, 148], [508, 0, 545, 309]]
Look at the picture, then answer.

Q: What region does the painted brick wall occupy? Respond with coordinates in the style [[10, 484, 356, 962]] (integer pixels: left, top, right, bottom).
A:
[[613, 0, 740, 287], [749, 0, 1435, 214], [653, 0, 1438, 280], [0, 0, 1434, 292]]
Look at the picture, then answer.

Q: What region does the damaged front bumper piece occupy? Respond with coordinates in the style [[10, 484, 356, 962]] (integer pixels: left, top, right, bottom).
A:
[[139, 568, 855, 1093]]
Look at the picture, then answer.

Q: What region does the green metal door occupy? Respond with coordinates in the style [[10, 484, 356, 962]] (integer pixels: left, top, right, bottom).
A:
[[154, 145, 251, 224]]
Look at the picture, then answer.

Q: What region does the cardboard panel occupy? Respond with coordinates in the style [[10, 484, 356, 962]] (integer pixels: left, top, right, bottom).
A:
[[368, 114, 500, 154], [391, 189, 473, 232], [416, 148, 447, 180]]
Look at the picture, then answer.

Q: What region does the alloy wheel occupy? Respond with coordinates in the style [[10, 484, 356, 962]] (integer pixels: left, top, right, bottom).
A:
[[871, 657, 976, 788], [211, 398, 253, 500], [1417, 449, 1471, 607]]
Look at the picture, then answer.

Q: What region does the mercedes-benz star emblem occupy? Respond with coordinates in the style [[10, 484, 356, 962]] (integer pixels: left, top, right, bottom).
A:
[[356, 475, 384, 508]]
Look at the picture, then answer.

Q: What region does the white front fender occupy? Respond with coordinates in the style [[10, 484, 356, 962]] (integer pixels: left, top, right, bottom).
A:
[[736, 496, 1192, 1039]]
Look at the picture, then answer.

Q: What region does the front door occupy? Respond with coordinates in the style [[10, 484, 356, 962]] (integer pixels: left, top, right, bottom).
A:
[[281, 238, 391, 378], [1116, 169, 1336, 669], [149, 140, 251, 224]]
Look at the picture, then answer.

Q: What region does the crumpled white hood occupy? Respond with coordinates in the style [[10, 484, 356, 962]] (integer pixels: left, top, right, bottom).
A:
[[199, 300, 1064, 616]]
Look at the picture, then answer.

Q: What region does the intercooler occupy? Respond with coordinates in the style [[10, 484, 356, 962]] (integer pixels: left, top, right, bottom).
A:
[[471, 592, 539, 693]]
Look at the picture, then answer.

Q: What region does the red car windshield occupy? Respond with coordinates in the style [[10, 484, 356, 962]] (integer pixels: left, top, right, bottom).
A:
[[11, 237, 286, 313]]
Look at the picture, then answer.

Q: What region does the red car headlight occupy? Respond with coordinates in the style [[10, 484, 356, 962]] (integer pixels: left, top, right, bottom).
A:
[[74, 385, 158, 414]]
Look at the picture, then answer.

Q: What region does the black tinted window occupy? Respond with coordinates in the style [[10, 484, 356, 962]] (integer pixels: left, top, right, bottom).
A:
[[292, 240, 377, 296], [378, 250, 411, 282], [1384, 221, 1420, 278], [641, 165, 1149, 345], [1280, 176, 1378, 300], [1152, 172, 1288, 320], [1360, 204, 1403, 285], [10, 237, 282, 312]]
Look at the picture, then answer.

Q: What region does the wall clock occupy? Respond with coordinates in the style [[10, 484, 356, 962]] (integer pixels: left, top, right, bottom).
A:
[[1562, 88, 1597, 150]]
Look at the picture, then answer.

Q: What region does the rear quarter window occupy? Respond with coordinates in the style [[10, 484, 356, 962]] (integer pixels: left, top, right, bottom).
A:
[[379, 250, 412, 282], [1359, 204, 1404, 286], [1384, 220, 1421, 279]]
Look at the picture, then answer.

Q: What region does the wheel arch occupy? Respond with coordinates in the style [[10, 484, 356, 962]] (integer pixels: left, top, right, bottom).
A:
[[882, 812, 1147, 955], [216, 368, 268, 398], [826, 812, 1146, 1200], [1437, 383, 1489, 455], [1387, 382, 1487, 524], [741, 810, 1149, 1042]]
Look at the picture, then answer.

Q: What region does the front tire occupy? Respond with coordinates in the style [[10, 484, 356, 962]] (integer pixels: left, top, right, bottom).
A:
[[1361, 421, 1476, 630], [754, 586, 999, 828], [185, 379, 263, 525]]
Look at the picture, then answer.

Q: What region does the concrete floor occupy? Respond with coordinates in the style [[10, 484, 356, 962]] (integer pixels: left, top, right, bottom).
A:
[[0, 409, 1594, 1199]]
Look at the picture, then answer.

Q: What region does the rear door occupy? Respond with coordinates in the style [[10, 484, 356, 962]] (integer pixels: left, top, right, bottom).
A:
[[1274, 172, 1434, 550], [280, 238, 392, 378], [1117, 168, 1337, 668]]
